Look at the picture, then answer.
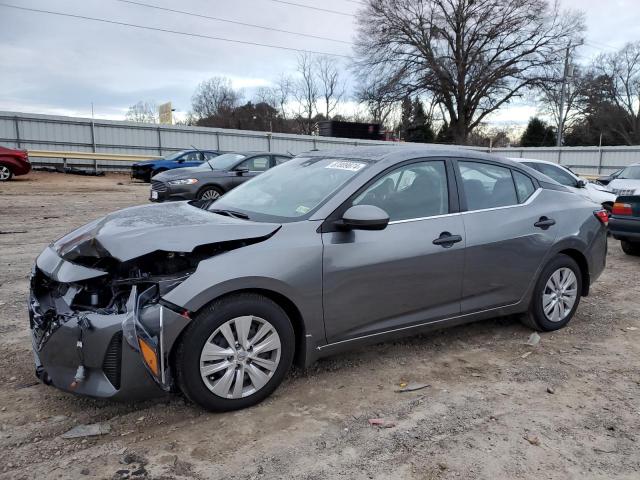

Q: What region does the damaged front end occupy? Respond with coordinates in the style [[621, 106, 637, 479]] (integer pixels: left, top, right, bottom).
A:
[[29, 245, 200, 400], [28, 202, 281, 400]]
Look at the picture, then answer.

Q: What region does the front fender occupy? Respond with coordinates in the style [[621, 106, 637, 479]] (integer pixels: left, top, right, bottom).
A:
[[162, 221, 326, 352]]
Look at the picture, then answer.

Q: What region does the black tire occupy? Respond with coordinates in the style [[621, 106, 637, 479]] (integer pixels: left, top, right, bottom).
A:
[[197, 185, 224, 201], [175, 293, 295, 412], [0, 165, 13, 182], [521, 254, 582, 331], [621, 240, 640, 256]]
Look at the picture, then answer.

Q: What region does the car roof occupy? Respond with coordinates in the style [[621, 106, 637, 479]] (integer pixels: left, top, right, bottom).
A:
[[301, 145, 561, 185], [222, 151, 283, 156]]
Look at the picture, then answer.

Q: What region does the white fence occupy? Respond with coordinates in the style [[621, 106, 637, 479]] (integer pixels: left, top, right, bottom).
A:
[[1, 111, 639, 174]]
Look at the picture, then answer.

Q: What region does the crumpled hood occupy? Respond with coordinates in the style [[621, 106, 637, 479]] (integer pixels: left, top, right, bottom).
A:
[[52, 201, 280, 262], [153, 167, 230, 182]]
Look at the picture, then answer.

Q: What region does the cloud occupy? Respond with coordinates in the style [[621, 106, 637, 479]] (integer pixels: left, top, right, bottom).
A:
[[2, 0, 640, 125]]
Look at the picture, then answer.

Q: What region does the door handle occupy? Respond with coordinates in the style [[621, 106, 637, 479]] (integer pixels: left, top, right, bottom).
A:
[[534, 216, 556, 229], [432, 232, 463, 247]]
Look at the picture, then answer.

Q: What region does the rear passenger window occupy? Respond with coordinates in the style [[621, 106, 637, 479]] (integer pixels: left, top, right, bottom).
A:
[[459, 162, 518, 210], [513, 171, 536, 202]]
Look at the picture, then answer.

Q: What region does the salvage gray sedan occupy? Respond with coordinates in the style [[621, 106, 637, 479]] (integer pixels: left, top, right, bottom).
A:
[[29, 146, 608, 411]]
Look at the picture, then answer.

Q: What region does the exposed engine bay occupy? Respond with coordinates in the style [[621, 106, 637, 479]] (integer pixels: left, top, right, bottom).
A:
[[30, 239, 260, 350]]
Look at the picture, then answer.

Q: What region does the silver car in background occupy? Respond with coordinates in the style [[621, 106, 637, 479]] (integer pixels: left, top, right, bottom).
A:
[[29, 146, 608, 411]]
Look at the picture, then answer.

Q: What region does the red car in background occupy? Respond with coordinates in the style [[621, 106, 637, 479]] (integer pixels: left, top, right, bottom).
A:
[[0, 146, 31, 181]]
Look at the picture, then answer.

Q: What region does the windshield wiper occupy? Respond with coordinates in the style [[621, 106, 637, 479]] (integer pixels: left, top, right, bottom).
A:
[[210, 208, 250, 220]]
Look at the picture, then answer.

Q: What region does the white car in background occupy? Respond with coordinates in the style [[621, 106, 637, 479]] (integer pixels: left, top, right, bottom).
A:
[[512, 158, 616, 211], [607, 163, 640, 197]]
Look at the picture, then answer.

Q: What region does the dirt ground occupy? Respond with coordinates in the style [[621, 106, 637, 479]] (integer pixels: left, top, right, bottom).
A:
[[0, 171, 639, 480]]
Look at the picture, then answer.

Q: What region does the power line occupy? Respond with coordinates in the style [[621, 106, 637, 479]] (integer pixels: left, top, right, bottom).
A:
[[0, 3, 353, 58], [262, 0, 356, 17], [113, 0, 352, 45]]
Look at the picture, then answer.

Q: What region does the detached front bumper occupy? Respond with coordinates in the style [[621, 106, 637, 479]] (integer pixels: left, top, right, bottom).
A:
[[29, 248, 190, 401], [131, 165, 152, 182]]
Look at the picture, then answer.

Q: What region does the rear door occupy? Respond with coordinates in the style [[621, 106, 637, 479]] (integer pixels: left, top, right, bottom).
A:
[[322, 159, 465, 343], [456, 160, 557, 312]]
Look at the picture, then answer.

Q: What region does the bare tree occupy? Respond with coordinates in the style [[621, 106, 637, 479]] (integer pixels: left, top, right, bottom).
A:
[[293, 53, 319, 134], [537, 62, 583, 140], [255, 75, 294, 119], [356, 77, 398, 128], [354, 0, 584, 144], [191, 77, 242, 120], [593, 42, 640, 145], [125, 101, 158, 123], [316, 56, 345, 119]]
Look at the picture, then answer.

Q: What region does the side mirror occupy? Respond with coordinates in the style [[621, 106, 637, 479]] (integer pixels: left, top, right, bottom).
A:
[[339, 205, 389, 231], [576, 179, 587, 188], [177, 159, 185, 164], [234, 167, 249, 176]]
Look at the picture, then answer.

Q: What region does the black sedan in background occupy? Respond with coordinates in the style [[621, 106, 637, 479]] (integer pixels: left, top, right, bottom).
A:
[[131, 149, 220, 182], [609, 195, 640, 255], [150, 151, 292, 202]]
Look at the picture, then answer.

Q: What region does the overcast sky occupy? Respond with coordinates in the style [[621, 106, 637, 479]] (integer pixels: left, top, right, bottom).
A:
[[2, 0, 640, 125]]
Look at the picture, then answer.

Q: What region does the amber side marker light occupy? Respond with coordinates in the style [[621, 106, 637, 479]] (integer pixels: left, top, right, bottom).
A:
[[138, 337, 159, 376]]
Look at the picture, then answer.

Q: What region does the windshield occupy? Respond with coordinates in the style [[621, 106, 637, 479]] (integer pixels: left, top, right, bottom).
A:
[[163, 150, 188, 161], [206, 153, 247, 170], [618, 166, 640, 180], [209, 157, 371, 221]]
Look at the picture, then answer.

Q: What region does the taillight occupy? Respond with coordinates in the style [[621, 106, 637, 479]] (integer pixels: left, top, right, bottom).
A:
[[612, 202, 633, 216], [594, 209, 609, 226]]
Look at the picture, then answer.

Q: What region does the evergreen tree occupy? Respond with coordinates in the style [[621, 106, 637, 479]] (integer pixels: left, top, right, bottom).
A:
[[405, 97, 435, 143], [520, 117, 556, 146]]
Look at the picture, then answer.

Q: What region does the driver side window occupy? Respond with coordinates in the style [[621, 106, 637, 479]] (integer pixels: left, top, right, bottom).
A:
[[181, 152, 199, 162], [535, 163, 577, 187], [352, 161, 449, 222], [238, 155, 270, 172]]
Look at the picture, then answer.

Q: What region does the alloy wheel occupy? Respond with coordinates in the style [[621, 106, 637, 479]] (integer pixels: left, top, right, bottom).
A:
[[199, 316, 281, 399], [542, 267, 578, 322], [201, 189, 221, 200], [0, 166, 11, 181]]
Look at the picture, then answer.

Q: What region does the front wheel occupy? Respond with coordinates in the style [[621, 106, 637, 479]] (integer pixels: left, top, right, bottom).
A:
[[197, 186, 223, 201], [0, 165, 13, 181], [175, 293, 295, 411], [621, 240, 640, 256], [521, 254, 582, 331]]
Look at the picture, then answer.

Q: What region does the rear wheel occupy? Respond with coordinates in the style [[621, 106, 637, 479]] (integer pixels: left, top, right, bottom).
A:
[[521, 254, 582, 331], [621, 240, 640, 256], [197, 186, 223, 201], [0, 165, 13, 181], [175, 293, 295, 411]]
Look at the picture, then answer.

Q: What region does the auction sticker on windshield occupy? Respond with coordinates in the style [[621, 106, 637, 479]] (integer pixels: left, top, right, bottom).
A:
[[325, 160, 366, 172]]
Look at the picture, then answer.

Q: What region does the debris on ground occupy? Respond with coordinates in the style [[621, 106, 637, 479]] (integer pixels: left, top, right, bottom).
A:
[[394, 382, 430, 393], [624, 327, 638, 331], [61, 423, 111, 439], [526, 332, 541, 346], [524, 434, 540, 446], [521, 351, 532, 359], [368, 418, 396, 428], [547, 386, 555, 394]]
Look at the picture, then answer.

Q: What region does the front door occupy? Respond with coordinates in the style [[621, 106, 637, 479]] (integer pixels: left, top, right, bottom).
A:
[[233, 155, 271, 186], [322, 160, 465, 343]]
